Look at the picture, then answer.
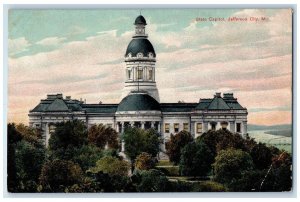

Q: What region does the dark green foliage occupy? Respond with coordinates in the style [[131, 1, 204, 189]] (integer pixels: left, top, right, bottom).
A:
[[87, 172, 136, 192], [39, 159, 84, 192], [179, 141, 214, 177], [123, 128, 160, 162], [7, 123, 22, 144], [227, 169, 265, 191], [49, 120, 87, 150], [7, 123, 46, 193], [250, 142, 273, 170], [213, 148, 254, 185], [261, 152, 292, 191], [197, 129, 257, 160], [229, 152, 292, 192], [132, 169, 170, 192], [49, 144, 103, 172], [70, 145, 104, 171], [165, 130, 193, 165], [88, 124, 119, 149]]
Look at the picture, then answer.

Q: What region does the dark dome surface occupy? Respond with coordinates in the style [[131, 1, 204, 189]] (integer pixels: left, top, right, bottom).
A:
[[117, 93, 161, 111], [125, 38, 156, 57], [134, 15, 147, 25]]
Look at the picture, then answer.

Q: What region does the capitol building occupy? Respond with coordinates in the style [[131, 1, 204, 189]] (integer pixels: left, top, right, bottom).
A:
[[28, 15, 248, 150]]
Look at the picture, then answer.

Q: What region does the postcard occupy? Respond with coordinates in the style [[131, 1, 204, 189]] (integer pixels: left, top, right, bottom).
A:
[[6, 7, 293, 193]]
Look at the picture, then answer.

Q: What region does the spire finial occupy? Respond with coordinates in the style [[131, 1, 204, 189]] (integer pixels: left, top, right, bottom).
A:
[[140, 9, 142, 15]]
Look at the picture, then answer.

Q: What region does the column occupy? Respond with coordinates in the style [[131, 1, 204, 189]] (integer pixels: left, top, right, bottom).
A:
[[121, 122, 124, 134], [151, 121, 155, 128], [130, 121, 134, 128], [141, 121, 145, 129], [45, 123, 50, 148], [242, 121, 247, 137], [190, 121, 195, 137], [203, 122, 209, 133], [229, 121, 235, 133], [120, 122, 125, 152], [158, 122, 161, 133]]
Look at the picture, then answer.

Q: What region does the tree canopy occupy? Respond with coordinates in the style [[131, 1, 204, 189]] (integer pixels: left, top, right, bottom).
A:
[[48, 120, 88, 150], [89, 156, 130, 177], [179, 141, 214, 178], [165, 130, 193, 165], [39, 159, 83, 192], [123, 128, 160, 162], [88, 124, 119, 150], [213, 148, 254, 185]]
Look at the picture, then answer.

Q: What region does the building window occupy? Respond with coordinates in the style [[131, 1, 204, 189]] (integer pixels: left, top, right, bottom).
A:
[[183, 123, 189, 131], [148, 69, 153, 80], [197, 123, 202, 133], [210, 122, 216, 131], [236, 123, 241, 133], [137, 69, 143, 80], [174, 123, 179, 133], [165, 123, 170, 133], [128, 69, 132, 80]]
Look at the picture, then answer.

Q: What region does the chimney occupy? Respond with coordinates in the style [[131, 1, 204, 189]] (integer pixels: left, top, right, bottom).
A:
[[215, 92, 221, 98]]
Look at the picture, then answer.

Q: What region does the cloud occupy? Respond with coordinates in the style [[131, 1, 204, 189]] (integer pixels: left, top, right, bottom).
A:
[[8, 37, 31, 56], [36, 37, 67, 46], [8, 9, 293, 126]]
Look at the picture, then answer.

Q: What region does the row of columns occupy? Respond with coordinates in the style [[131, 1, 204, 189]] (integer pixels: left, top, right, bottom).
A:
[[118, 121, 160, 133], [118, 121, 161, 152]]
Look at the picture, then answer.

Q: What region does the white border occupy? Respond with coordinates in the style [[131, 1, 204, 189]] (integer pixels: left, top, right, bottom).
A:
[[1, 0, 299, 200]]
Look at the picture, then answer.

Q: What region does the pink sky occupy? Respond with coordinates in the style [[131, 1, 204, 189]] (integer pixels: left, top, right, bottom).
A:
[[8, 9, 292, 126]]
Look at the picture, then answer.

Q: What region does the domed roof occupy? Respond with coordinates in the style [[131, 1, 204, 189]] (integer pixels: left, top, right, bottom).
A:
[[134, 15, 147, 25], [117, 92, 161, 112], [125, 38, 156, 57]]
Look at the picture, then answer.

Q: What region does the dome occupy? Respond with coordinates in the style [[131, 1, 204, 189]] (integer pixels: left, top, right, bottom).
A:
[[125, 38, 156, 58], [117, 92, 161, 112], [134, 15, 147, 25]]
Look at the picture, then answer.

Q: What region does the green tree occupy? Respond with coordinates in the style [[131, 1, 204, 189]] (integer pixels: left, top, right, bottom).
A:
[[165, 130, 193, 165], [250, 142, 273, 170], [89, 156, 130, 176], [88, 124, 119, 149], [7, 123, 46, 192], [213, 148, 254, 185], [197, 129, 257, 160], [49, 120, 87, 150], [123, 128, 160, 170], [7, 123, 22, 192], [135, 152, 155, 171], [39, 159, 83, 192], [179, 141, 214, 178], [70, 145, 104, 172], [15, 123, 43, 146], [85, 172, 136, 192], [14, 140, 46, 192], [132, 169, 170, 192]]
